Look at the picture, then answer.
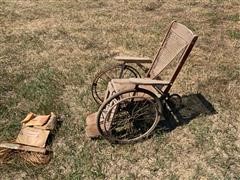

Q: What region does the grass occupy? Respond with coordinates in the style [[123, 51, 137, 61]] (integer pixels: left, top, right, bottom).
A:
[[0, 0, 240, 179], [228, 30, 240, 40]]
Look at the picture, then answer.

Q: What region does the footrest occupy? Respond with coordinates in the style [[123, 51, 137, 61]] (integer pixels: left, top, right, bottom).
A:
[[85, 112, 100, 138]]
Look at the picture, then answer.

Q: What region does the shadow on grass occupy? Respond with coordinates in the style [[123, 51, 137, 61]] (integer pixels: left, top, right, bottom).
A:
[[158, 93, 217, 131], [46, 117, 63, 149]]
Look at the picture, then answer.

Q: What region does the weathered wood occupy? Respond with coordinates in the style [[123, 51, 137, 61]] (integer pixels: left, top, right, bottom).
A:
[[129, 78, 170, 85], [0, 143, 46, 154], [35, 112, 57, 130], [85, 112, 100, 138], [114, 56, 152, 63], [24, 115, 50, 126], [21, 112, 35, 123], [111, 79, 161, 96], [16, 127, 50, 148]]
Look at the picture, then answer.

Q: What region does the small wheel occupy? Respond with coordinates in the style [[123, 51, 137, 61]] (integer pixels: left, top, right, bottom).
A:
[[91, 64, 140, 104], [97, 88, 162, 144], [168, 94, 182, 109]]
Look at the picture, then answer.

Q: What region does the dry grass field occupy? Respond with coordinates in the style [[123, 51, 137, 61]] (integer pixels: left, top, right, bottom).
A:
[[0, 0, 240, 179]]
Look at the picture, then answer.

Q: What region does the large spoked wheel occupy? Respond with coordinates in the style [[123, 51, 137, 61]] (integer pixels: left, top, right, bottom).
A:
[[96, 88, 162, 144], [91, 64, 140, 104]]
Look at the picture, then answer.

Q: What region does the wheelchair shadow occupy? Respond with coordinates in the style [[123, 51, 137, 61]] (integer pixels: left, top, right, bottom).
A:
[[157, 93, 217, 131]]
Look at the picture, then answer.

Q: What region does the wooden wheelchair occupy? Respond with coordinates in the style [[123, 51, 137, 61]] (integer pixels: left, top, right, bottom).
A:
[[90, 21, 198, 143]]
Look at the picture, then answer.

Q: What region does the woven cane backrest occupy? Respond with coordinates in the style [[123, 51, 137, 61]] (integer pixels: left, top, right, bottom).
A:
[[147, 21, 197, 81]]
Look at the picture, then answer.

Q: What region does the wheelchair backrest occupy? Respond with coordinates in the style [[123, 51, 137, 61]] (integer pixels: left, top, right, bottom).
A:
[[147, 21, 198, 87]]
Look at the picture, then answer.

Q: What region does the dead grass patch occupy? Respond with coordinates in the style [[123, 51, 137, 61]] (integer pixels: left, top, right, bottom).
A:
[[0, 0, 240, 179]]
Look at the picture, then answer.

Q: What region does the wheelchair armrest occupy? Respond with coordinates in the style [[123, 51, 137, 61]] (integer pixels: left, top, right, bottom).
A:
[[129, 78, 171, 85], [114, 56, 152, 63]]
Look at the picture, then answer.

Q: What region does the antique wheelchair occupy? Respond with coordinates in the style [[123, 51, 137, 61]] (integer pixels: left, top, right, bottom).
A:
[[91, 21, 198, 143]]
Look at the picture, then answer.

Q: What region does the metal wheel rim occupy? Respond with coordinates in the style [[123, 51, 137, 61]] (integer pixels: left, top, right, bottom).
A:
[[91, 64, 140, 104], [97, 88, 161, 144]]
